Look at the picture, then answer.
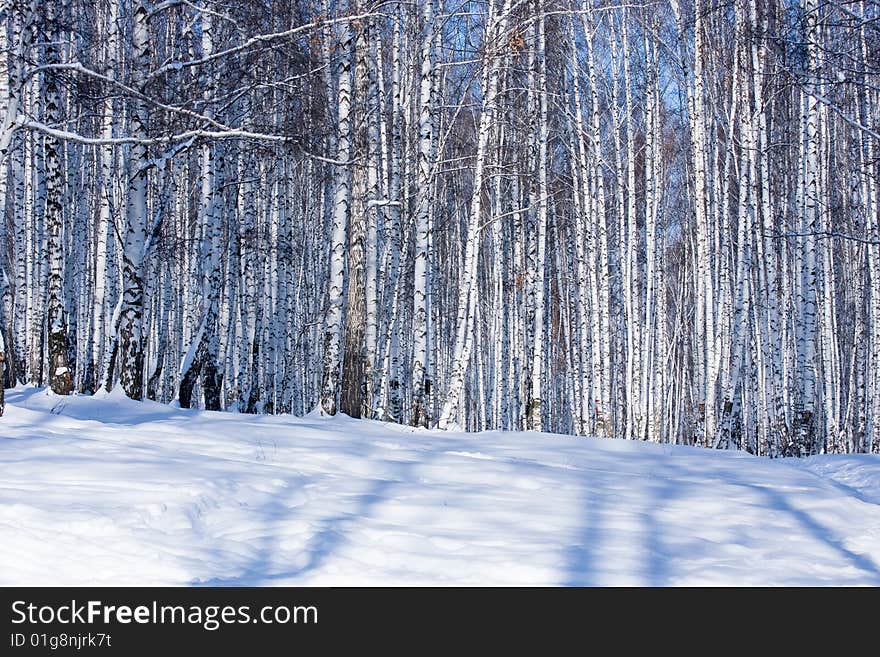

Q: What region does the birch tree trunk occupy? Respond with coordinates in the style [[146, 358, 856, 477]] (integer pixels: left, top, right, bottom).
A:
[[340, 17, 369, 418], [411, 0, 436, 427], [526, 5, 548, 432], [798, 0, 821, 450], [89, 0, 118, 392], [43, 0, 72, 396], [320, 16, 353, 416], [580, 1, 611, 436], [113, 1, 150, 400], [178, 11, 225, 410]]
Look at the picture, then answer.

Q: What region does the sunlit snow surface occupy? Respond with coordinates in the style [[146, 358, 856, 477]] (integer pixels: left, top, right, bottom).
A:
[[1, 385, 879, 586]]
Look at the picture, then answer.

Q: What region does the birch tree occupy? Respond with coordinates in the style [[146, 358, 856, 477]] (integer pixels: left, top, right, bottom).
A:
[[0, 0, 876, 459]]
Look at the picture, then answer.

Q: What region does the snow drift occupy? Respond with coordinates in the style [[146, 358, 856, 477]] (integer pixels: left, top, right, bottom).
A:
[[1, 386, 878, 586]]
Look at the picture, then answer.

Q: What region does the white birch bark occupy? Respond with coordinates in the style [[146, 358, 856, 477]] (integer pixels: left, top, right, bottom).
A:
[[43, 0, 72, 396], [640, 28, 659, 441], [527, 6, 548, 433], [320, 17, 353, 416], [411, 0, 435, 427], [115, 0, 150, 400], [623, 11, 641, 439], [580, 1, 611, 435], [799, 0, 821, 446], [90, 0, 118, 391], [362, 23, 382, 418]]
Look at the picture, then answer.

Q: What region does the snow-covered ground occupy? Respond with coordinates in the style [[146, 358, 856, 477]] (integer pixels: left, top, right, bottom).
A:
[[1, 386, 879, 586]]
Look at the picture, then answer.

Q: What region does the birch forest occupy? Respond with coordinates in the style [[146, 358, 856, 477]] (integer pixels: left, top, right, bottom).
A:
[[0, 0, 878, 457]]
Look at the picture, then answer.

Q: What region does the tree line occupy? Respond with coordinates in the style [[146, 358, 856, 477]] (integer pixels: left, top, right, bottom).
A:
[[0, 0, 878, 456]]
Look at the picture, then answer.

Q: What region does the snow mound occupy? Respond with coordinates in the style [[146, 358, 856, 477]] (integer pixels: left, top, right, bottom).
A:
[[1, 388, 879, 586]]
